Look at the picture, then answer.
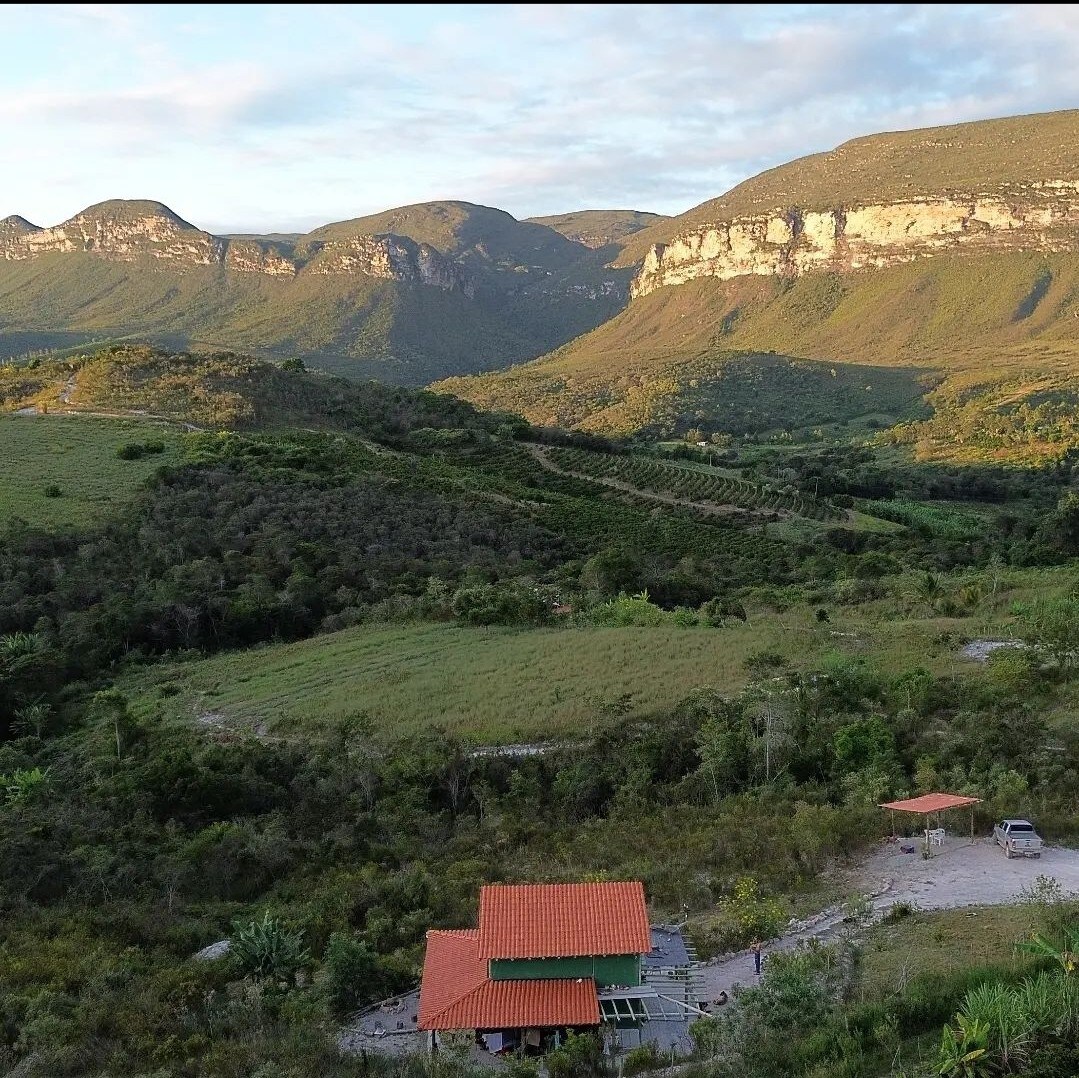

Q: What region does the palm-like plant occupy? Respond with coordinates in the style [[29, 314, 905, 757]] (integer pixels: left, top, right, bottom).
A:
[[938, 1014, 990, 1078], [1017, 927, 1079, 976], [915, 571, 944, 609], [231, 911, 309, 982]]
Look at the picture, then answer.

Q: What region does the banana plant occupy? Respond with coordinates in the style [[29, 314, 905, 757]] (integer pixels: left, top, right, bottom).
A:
[[938, 1014, 991, 1078], [1017, 927, 1079, 976]]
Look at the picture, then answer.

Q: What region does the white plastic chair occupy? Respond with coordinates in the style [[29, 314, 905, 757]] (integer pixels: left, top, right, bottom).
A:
[[926, 828, 945, 847]]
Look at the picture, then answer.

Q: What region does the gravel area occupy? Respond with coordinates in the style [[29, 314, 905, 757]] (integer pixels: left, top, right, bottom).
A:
[[698, 836, 1079, 1003]]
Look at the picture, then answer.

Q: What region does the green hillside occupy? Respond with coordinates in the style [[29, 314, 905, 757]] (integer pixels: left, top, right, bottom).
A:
[[438, 250, 1079, 460], [619, 108, 1079, 264], [0, 415, 181, 528], [126, 605, 981, 744], [4, 343, 1079, 1075], [0, 201, 633, 385], [0, 344, 507, 432]]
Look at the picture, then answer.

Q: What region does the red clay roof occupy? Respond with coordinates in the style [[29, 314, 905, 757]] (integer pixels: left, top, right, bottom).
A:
[[880, 793, 982, 813], [477, 882, 651, 960], [417, 930, 488, 1030], [418, 929, 600, 1031], [428, 977, 600, 1031]]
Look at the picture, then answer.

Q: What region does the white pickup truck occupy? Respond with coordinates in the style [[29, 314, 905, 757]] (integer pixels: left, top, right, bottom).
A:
[[993, 819, 1043, 858]]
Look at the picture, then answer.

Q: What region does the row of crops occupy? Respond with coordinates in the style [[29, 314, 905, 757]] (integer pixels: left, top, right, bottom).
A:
[[548, 447, 844, 521]]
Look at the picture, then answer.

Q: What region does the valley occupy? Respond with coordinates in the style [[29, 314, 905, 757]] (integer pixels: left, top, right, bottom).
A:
[[4, 105, 1079, 1078]]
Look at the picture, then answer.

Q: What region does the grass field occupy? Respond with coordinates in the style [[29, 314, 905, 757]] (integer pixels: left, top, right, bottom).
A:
[[0, 415, 181, 528], [859, 905, 1035, 999], [125, 607, 989, 745]]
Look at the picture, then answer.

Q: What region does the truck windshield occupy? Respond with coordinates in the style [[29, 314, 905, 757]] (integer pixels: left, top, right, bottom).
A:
[[1008, 824, 1034, 832]]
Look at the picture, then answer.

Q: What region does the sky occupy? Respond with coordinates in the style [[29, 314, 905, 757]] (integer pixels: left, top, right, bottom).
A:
[[3, 3, 1079, 234]]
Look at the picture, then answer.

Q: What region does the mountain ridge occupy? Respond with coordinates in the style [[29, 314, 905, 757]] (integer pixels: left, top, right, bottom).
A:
[[436, 110, 1079, 459], [0, 198, 645, 384]]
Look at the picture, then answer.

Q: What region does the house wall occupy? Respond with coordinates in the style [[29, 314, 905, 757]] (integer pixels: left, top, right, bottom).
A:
[[489, 954, 641, 986]]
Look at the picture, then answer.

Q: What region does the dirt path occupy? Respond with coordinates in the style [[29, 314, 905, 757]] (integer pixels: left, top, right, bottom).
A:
[[697, 837, 1079, 1002], [526, 444, 763, 520], [10, 401, 203, 432]]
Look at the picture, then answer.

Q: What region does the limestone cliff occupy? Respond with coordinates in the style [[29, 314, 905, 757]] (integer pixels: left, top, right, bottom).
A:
[[0, 199, 473, 294], [631, 183, 1079, 297], [301, 234, 474, 296], [0, 200, 227, 265]]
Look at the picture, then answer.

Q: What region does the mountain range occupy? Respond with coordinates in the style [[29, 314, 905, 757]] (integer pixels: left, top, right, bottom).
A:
[[0, 201, 662, 385], [8, 108, 1079, 459]]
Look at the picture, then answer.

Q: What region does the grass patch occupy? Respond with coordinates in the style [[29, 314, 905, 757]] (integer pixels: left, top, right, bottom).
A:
[[859, 905, 1033, 998], [124, 605, 984, 745], [0, 415, 179, 528]]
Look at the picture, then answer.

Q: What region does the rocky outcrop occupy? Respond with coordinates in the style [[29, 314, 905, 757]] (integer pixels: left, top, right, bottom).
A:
[[631, 184, 1079, 297], [0, 201, 225, 264], [0, 200, 473, 293], [223, 240, 297, 277], [305, 234, 475, 296]]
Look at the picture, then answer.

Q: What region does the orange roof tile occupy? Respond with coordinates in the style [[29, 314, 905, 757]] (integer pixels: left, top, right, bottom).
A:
[[428, 978, 600, 1031], [417, 930, 487, 1029], [418, 929, 600, 1031], [477, 882, 650, 960], [880, 793, 982, 813]]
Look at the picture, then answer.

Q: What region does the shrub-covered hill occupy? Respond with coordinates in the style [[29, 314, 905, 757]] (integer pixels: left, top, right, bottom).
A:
[[0, 345, 513, 435], [525, 209, 666, 249]]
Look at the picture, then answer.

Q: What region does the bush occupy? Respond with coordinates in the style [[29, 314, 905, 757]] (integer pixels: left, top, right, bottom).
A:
[[323, 933, 385, 1015], [42, 484, 62, 498], [116, 442, 146, 460], [622, 1043, 662, 1075], [546, 1032, 605, 1078]]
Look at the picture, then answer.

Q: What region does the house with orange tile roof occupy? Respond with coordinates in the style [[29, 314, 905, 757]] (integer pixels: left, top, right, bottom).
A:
[[418, 881, 658, 1053]]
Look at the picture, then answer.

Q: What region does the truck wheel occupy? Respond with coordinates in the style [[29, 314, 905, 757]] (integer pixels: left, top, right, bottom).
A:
[[1035, 853, 1042, 858]]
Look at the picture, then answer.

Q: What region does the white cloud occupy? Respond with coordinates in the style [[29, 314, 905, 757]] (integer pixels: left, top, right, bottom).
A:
[[5, 4, 1079, 230]]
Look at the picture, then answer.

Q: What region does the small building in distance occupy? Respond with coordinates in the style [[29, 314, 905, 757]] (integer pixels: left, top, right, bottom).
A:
[[418, 881, 655, 1054]]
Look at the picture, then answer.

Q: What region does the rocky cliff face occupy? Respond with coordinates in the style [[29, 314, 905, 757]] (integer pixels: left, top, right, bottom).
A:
[[631, 183, 1079, 297], [0, 200, 474, 293], [0, 201, 227, 265], [303, 234, 474, 296]]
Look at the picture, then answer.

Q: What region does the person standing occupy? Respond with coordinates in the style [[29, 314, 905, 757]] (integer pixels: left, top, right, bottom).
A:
[[751, 939, 762, 976]]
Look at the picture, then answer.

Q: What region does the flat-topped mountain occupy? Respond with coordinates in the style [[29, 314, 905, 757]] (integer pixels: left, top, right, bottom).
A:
[[438, 110, 1079, 455], [526, 209, 666, 249], [0, 199, 642, 384]]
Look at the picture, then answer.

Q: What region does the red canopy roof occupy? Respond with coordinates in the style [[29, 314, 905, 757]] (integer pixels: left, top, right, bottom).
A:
[[880, 793, 982, 813], [477, 882, 650, 960], [418, 929, 600, 1031]]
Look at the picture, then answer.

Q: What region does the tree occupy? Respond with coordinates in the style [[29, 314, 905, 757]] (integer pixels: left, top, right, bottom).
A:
[[694, 697, 749, 801], [742, 680, 795, 784], [324, 933, 385, 1014], [89, 689, 139, 761], [1019, 597, 1079, 673]]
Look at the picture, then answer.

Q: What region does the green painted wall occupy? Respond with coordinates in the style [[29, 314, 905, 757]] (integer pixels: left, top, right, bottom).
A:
[[489, 954, 641, 987]]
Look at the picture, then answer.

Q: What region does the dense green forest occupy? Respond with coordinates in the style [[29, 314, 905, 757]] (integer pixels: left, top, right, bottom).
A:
[[3, 347, 1079, 1077]]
